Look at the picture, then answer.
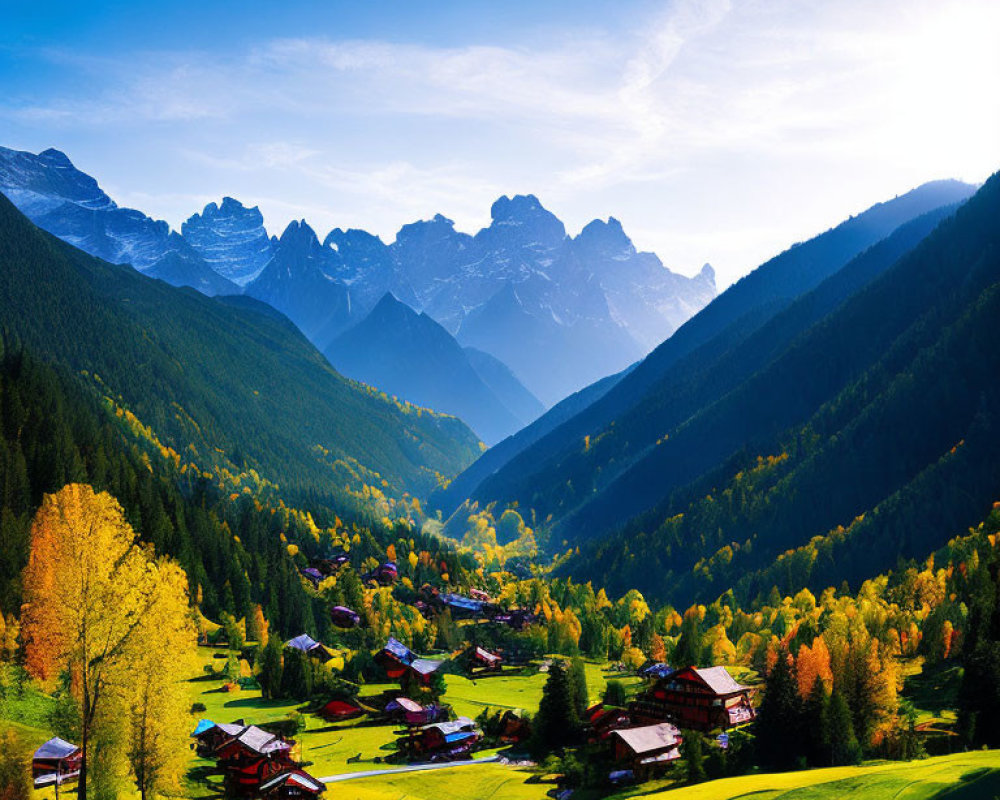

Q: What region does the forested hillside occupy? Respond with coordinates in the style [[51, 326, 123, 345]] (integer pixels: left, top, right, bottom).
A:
[[445, 181, 975, 530], [0, 194, 480, 502], [561, 172, 1000, 606]]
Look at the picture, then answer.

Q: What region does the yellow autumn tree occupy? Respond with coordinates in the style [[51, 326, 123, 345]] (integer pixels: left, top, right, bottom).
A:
[[128, 560, 198, 800], [21, 484, 194, 799], [796, 636, 833, 698]]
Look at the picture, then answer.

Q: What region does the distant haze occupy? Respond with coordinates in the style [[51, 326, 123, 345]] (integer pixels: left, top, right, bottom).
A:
[[2, 0, 998, 288]]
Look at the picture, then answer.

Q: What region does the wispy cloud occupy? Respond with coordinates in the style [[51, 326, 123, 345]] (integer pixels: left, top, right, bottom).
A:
[[3, 0, 998, 285]]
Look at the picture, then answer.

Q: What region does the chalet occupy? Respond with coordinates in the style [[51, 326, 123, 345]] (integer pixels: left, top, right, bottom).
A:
[[312, 552, 349, 576], [319, 698, 365, 722], [469, 588, 491, 602], [631, 666, 755, 731], [491, 609, 536, 630], [299, 567, 324, 587], [284, 634, 334, 664], [384, 696, 443, 725], [191, 720, 246, 758], [259, 769, 326, 798], [32, 737, 81, 789], [439, 592, 484, 619], [214, 725, 294, 768], [375, 637, 444, 686], [610, 723, 682, 778], [329, 605, 361, 628], [463, 645, 502, 674], [363, 561, 398, 585], [401, 717, 480, 760], [584, 703, 631, 742]]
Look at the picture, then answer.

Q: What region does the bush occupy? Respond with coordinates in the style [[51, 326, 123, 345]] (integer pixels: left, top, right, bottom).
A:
[[190, 702, 207, 714]]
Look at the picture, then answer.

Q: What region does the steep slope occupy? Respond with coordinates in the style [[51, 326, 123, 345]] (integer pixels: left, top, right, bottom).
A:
[[0, 146, 235, 295], [0, 193, 480, 498], [463, 347, 545, 428], [562, 171, 1000, 604], [325, 294, 527, 446], [452, 180, 976, 525], [182, 196, 274, 285], [244, 219, 354, 343]]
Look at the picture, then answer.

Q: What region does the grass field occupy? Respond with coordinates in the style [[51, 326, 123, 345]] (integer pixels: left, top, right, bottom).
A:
[[608, 750, 1000, 800], [11, 649, 991, 800]]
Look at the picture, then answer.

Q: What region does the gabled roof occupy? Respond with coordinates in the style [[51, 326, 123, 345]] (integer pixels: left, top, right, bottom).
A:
[[441, 593, 483, 613], [387, 696, 423, 713], [640, 662, 673, 679], [286, 633, 320, 652], [612, 723, 681, 755], [693, 666, 749, 696], [410, 657, 443, 676], [424, 717, 475, 735], [231, 725, 292, 755], [259, 768, 326, 793], [191, 719, 216, 737], [382, 637, 415, 665], [34, 738, 80, 760], [473, 646, 501, 662]]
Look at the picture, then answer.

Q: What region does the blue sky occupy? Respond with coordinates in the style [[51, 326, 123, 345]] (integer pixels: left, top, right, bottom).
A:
[[3, 0, 999, 287]]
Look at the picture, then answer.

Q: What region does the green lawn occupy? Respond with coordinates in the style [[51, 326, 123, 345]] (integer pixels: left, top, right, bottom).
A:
[[901, 656, 963, 727], [608, 750, 1000, 800]]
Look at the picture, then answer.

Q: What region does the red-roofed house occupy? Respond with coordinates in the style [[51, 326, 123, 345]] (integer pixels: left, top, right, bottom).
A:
[[631, 666, 755, 731]]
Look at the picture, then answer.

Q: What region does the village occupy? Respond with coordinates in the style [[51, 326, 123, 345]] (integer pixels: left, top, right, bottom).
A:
[[28, 555, 760, 800]]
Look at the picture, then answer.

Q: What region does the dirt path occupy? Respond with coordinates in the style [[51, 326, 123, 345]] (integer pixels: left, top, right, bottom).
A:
[[319, 755, 502, 783]]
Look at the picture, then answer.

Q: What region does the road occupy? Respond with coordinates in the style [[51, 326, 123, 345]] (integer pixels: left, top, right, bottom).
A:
[[320, 755, 502, 783]]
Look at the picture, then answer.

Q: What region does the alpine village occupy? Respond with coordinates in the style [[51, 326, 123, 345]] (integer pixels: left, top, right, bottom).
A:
[[2, 2, 1000, 799]]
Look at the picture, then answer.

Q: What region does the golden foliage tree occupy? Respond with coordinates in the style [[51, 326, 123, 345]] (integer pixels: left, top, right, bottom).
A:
[[20, 484, 195, 799]]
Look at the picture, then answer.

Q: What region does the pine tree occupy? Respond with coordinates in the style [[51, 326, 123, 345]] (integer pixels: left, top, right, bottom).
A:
[[755, 647, 803, 770], [828, 688, 861, 765], [257, 637, 284, 699], [681, 729, 706, 784], [531, 660, 580, 755], [568, 657, 589, 716]]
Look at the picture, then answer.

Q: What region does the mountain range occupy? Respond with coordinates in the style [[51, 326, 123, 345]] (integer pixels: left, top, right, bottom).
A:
[[0, 146, 716, 410], [0, 191, 480, 502], [325, 293, 544, 446], [433, 178, 980, 555]]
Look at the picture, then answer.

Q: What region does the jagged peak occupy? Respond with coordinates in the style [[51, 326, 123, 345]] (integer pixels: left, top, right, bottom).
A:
[[37, 148, 74, 168], [279, 218, 319, 243], [699, 263, 716, 284]]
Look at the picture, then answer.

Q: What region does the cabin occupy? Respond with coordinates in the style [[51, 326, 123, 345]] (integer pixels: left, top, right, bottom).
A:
[[463, 645, 502, 674], [610, 723, 682, 779], [299, 567, 324, 587], [363, 561, 398, 585], [401, 717, 480, 760], [384, 696, 442, 725], [329, 605, 361, 628], [439, 592, 484, 619], [284, 634, 334, 664], [469, 588, 491, 602], [319, 698, 365, 722], [191, 720, 246, 758], [631, 666, 755, 731], [214, 725, 294, 770], [32, 738, 82, 789], [584, 703, 631, 742], [259, 768, 326, 798], [375, 637, 444, 686], [491, 609, 536, 630]]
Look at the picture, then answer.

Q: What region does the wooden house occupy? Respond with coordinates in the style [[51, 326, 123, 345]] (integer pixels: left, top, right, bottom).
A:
[[329, 605, 361, 628], [32, 738, 81, 789], [584, 703, 631, 742], [214, 725, 294, 771], [363, 561, 398, 585], [375, 637, 444, 686], [191, 720, 246, 758], [400, 717, 480, 760], [498, 709, 532, 743], [384, 696, 442, 725], [631, 666, 755, 731], [610, 723, 682, 778], [284, 634, 334, 664], [259, 769, 326, 798], [463, 645, 502, 674]]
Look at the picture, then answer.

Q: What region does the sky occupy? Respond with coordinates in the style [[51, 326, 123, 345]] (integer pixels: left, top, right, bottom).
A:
[[2, 0, 999, 288]]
